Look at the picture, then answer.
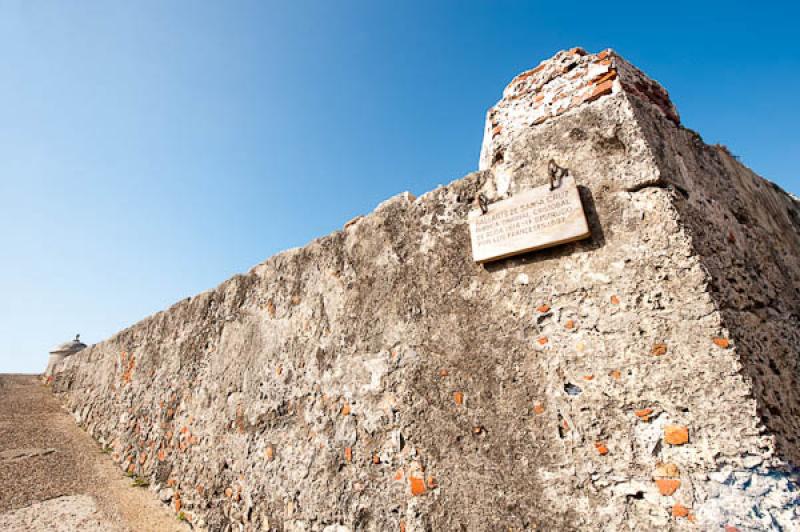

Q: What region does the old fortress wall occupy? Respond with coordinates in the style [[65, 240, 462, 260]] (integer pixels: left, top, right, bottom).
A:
[[52, 49, 799, 531]]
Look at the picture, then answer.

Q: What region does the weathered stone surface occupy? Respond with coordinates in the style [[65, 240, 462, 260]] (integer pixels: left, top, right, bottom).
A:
[[51, 48, 800, 530]]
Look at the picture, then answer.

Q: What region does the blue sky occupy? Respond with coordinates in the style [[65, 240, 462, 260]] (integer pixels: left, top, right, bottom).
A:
[[1, 1, 798, 373]]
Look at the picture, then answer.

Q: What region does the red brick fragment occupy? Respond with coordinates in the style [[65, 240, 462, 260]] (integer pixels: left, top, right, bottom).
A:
[[409, 476, 426, 496], [592, 70, 618, 86], [594, 442, 609, 455], [585, 80, 614, 103], [453, 392, 464, 405], [537, 304, 550, 313], [672, 503, 690, 518], [664, 425, 689, 445], [713, 337, 730, 348], [655, 479, 681, 496]]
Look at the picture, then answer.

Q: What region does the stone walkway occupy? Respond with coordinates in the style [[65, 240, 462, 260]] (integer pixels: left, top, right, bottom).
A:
[[0, 374, 189, 531]]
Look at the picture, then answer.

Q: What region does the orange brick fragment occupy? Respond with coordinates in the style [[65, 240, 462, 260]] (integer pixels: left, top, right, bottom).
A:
[[564, 320, 575, 330], [537, 337, 549, 345], [174, 498, 181, 512], [439, 369, 449, 377], [724, 526, 740, 532], [158, 449, 166, 461], [609, 370, 621, 380], [224, 487, 233, 498], [583, 375, 594, 381], [344, 447, 353, 462], [537, 304, 550, 313], [592, 70, 617, 86], [651, 343, 668, 356], [586, 79, 614, 102], [394, 468, 404, 481], [655, 478, 681, 496], [533, 403, 545, 415], [265, 446, 274, 461], [167, 478, 176, 487], [713, 337, 730, 348], [341, 403, 351, 416], [664, 425, 689, 445], [373, 454, 380, 464], [594, 442, 609, 455], [672, 503, 690, 518], [400, 521, 406, 532], [409, 476, 426, 496], [453, 391, 464, 405], [610, 295, 620, 305], [635, 408, 654, 422]]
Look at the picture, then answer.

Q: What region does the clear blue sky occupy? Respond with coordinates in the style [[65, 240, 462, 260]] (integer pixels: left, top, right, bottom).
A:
[[2, 1, 798, 373]]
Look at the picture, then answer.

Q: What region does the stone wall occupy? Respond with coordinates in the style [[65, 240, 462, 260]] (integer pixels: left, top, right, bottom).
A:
[[52, 49, 799, 531]]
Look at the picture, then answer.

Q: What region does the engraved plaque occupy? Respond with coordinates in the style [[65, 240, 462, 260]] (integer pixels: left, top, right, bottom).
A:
[[468, 176, 590, 263]]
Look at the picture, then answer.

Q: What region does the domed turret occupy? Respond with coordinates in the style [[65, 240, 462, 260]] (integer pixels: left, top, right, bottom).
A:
[[45, 334, 86, 376]]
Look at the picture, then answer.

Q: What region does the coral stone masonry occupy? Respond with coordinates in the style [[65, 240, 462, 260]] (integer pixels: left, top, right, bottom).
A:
[[51, 48, 799, 531]]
